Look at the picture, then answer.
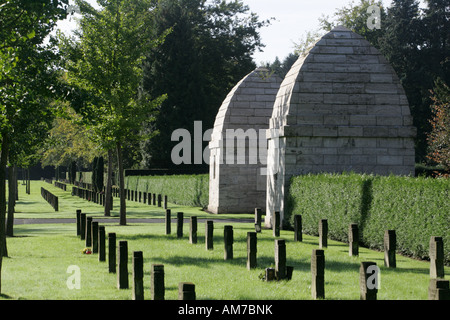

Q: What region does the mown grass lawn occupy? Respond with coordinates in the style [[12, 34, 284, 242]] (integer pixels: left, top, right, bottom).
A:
[[1, 181, 448, 300]]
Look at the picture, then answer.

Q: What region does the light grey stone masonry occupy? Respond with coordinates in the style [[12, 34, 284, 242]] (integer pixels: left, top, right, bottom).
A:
[[208, 68, 282, 214], [266, 26, 416, 227]]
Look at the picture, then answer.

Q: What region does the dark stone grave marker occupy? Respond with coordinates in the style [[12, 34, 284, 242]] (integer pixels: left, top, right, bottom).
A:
[[384, 230, 396, 268], [224, 225, 233, 260], [178, 282, 196, 300], [360, 261, 378, 300], [189, 216, 197, 244], [151, 264, 165, 300], [311, 249, 325, 299], [319, 219, 328, 249], [349, 223, 359, 256], [429, 236, 444, 279], [132, 251, 144, 300], [247, 232, 257, 270], [206, 220, 214, 250], [117, 240, 129, 289]]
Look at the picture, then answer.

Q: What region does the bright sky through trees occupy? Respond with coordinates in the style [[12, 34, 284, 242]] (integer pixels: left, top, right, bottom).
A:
[[57, 0, 426, 64]]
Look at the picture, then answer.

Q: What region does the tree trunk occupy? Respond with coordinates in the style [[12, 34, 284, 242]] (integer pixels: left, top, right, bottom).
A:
[[14, 166, 18, 201], [104, 149, 113, 216], [6, 165, 15, 237], [26, 168, 30, 195], [0, 134, 9, 293], [117, 142, 126, 225]]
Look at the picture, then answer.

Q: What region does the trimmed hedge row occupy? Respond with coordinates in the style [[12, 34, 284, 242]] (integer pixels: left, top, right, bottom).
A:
[[125, 174, 209, 208], [287, 173, 449, 265]]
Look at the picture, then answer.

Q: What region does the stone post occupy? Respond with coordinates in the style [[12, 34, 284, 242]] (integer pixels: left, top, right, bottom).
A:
[[265, 268, 275, 281], [273, 211, 280, 237], [294, 215, 302, 242], [85, 217, 92, 247], [206, 220, 214, 250], [151, 264, 165, 300], [255, 208, 262, 233], [319, 219, 328, 249], [429, 236, 444, 279], [132, 251, 144, 300], [80, 213, 86, 240], [165, 209, 171, 235], [360, 261, 378, 300], [189, 216, 197, 244], [384, 230, 396, 268], [247, 232, 257, 270], [178, 282, 196, 300], [224, 225, 233, 260], [91, 221, 99, 254], [117, 240, 129, 289], [311, 249, 325, 299], [108, 233, 116, 273], [428, 279, 450, 300], [275, 239, 286, 280], [177, 212, 184, 238], [349, 223, 359, 256], [76, 209, 81, 236], [99, 226, 106, 262]]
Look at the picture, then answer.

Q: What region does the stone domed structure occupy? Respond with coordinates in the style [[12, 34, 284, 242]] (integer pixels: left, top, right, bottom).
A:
[[265, 26, 416, 227], [208, 67, 282, 214]]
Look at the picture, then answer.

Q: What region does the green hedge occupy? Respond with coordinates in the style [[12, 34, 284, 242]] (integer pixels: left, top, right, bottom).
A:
[[287, 173, 450, 264], [125, 174, 209, 208]]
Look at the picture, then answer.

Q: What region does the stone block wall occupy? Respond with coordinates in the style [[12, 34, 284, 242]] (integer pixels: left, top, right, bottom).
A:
[[266, 26, 416, 227], [208, 68, 282, 214]]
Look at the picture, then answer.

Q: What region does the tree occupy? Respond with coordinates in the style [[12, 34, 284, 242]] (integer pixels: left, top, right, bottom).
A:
[[40, 104, 103, 170], [263, 53, 299, 79], [0, 0, 68, 294], [92, 156, 98, 191], [427, 78, 450, 174], [94, 156, 104, 192], [140, 0, 271, 169], [60, 0, 168, 223], [319, 0, 386, 48], [68, 160, 77, 184]]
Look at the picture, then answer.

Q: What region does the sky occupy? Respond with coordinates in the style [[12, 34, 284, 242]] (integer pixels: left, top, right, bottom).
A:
[[57, 0, 427, 65]]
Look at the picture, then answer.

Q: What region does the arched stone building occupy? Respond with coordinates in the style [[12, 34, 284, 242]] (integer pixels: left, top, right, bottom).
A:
[[208, 67, 282, 214], [265, 26, 416, 227]]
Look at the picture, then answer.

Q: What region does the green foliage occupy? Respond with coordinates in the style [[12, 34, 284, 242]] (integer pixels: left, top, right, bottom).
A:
[[40, 105, 103, 169], [263, 53, 299, 79], [140, 0, 271, 168], [59, 0, 168, 150], [125, 174, 209, 208], [288, 173, 450, 264], [427, 78, 450, 172]]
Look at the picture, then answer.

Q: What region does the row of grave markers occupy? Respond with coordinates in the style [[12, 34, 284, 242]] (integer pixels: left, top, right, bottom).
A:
[[73, 203, 447, 300], [75, 209, 195, 300], [40, 187, 58, 211], [115, 188, 168, 209], [257, 208, 448, 300]]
